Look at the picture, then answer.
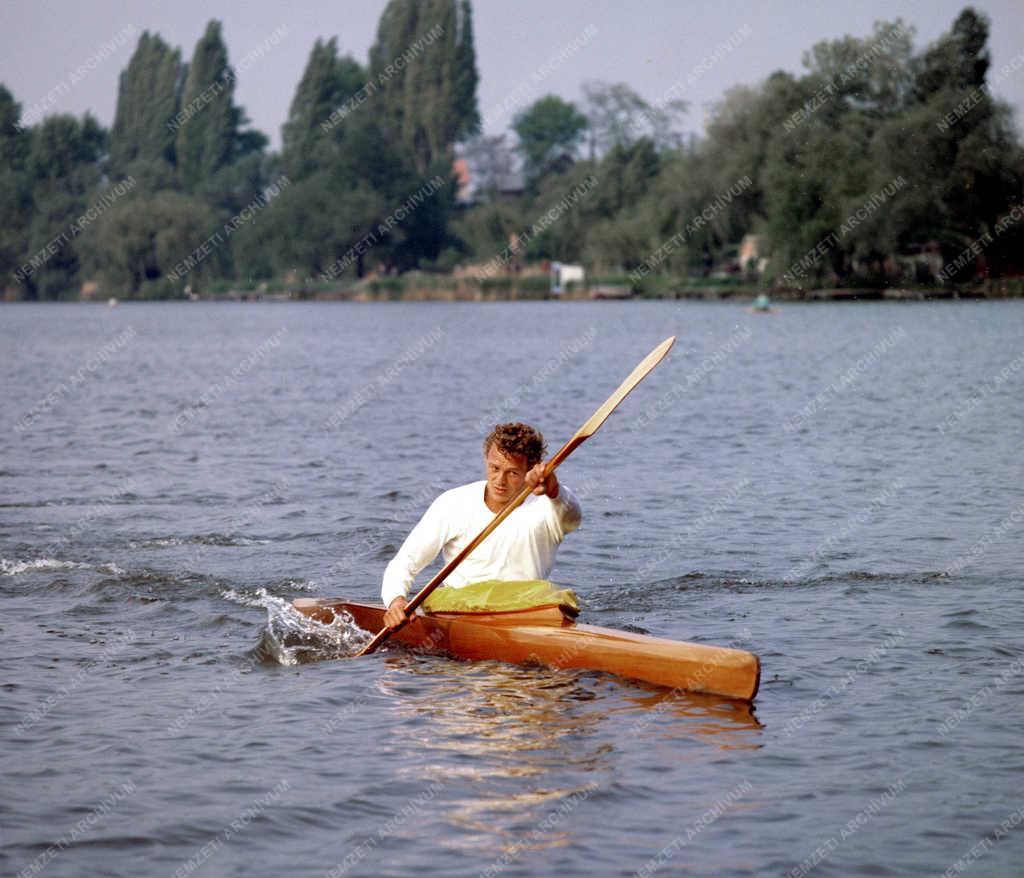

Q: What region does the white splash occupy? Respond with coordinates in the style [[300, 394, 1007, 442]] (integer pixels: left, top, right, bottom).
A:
[[221, 586, 371, 665]]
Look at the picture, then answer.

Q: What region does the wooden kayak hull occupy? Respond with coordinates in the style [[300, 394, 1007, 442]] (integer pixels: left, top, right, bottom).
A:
[[293, 599, 760, 702]]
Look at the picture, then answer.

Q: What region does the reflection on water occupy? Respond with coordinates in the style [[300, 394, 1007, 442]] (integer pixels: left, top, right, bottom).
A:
[[625, 687, 763, 752], [371, 648, 762, 854]]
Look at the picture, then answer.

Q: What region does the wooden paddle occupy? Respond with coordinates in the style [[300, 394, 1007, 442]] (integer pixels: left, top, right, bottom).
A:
[[356, 335, 676, 657]]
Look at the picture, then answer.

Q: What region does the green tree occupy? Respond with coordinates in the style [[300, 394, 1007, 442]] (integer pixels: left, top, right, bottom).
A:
[[369, 0, 479, 174], [109, 31, 183, 176], [914, 7, 990, 101], [19, 113, 106, 299], [589, 138, 659, 219], [0, 86, 33, 292], [171, 20, 269, 219], [282, 37, 365, 180], [85, 191, 225, 297], [513, 95, 588, 179], [802, 19, 916, 116], [451, 198, 523, 263], [872, 8, 1021, 280], [238, 172, 386, 280], [176, 21, 241, 191], [267, 26, 440, 279], [451, 0, 479, 139]]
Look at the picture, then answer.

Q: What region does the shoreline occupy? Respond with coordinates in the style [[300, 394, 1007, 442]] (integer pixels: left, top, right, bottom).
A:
[[5, 282, 1023, 304]]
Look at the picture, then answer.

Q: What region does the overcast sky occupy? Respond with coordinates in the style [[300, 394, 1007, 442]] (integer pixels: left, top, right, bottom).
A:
[[3, 0, 1022, 149]]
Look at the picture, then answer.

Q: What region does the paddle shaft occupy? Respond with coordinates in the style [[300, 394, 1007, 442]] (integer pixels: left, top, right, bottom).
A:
[[356, 336, 676, 657]]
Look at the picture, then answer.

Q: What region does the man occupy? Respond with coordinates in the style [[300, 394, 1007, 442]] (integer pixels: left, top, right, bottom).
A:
[[381, 422, 582, 629]]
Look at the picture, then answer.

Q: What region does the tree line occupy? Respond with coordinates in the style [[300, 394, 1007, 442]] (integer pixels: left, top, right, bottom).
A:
[[0, 3, 1021, 299]]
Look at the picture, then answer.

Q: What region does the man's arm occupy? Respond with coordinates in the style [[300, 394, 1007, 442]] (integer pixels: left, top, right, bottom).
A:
[[525, 465, 582, 536], [549, 483, 582, 535], [380, 497, 448, 627]]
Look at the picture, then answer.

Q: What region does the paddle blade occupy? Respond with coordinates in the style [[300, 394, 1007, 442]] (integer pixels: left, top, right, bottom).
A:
[[575, 336, 675, 441]]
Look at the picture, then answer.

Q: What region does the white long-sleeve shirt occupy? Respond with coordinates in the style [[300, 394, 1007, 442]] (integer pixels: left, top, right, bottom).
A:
[[380, 480, 582, 607]]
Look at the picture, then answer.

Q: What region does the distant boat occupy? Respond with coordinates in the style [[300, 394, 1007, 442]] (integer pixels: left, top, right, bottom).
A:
[[745, 293, 777, 313]]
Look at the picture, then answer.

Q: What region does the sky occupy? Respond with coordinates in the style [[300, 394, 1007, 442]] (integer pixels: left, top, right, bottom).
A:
[[2, 0, 1022, 149]]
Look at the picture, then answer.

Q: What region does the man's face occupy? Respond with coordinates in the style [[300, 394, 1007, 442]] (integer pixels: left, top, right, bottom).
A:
[[484, 444, 529, 506]]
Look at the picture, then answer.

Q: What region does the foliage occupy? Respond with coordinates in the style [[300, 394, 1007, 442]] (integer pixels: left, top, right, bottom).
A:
[[512, 95, 588, 179], [17, 112, 105, 299], [85, 191, 225, 297], [369, 0, 479, 174], [108, 31, 182, 177], [281, 37, 365, 181], [0, 5, 1022, 299]]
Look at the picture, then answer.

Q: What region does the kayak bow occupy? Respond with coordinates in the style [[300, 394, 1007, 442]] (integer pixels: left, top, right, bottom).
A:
[[294, 598, 760, 702]]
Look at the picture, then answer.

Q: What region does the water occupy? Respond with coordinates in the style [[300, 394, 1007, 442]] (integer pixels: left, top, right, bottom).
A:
[[2, 300, 1022, 877]]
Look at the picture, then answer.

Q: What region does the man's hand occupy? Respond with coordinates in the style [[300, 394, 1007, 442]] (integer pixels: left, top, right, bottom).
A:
[[383, 596, 409, 630], [524, 464, 559, 498]]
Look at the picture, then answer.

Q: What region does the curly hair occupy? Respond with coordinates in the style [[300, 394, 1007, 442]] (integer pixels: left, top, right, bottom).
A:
[[483, 422, 547, 468]]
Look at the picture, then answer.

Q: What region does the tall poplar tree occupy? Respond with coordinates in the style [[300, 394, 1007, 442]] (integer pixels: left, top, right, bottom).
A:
[[176, 20, 237, 191], [282, 37, 365, 180], [109, 32, 183, 174], [369, 0, 479, 174]]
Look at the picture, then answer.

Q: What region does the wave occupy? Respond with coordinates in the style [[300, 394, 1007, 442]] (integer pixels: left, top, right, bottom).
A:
[[593, 569, 959, 606], [128, 534, 270, 548], [1, 557, 126, 577]]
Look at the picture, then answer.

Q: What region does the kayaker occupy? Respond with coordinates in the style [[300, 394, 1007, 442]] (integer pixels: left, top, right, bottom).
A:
[[381, 422, 582, 629]]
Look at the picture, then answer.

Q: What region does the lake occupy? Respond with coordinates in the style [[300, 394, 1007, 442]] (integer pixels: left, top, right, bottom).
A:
[[2, 299, 1022, 877]]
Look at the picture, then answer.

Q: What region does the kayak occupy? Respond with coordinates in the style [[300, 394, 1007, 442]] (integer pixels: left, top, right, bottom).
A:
[[293, 598, 760, 702], [294, 599, 760, 701]]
